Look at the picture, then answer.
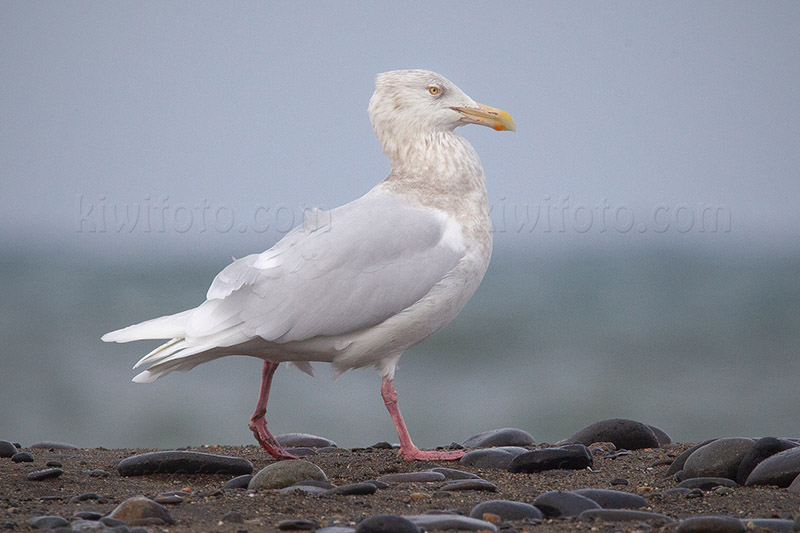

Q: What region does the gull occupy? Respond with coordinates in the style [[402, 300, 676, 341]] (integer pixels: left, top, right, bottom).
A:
[[102, 69, 515, 461]]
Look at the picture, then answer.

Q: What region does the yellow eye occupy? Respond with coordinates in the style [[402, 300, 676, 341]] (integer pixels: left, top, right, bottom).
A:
[[427, 85, 441, 96]]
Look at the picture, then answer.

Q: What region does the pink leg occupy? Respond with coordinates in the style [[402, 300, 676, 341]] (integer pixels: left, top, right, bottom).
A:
[[380, 376, 465, 461], [248, 361, 299, 460]]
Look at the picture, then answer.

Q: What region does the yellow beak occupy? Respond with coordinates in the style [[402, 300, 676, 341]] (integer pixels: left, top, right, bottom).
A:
[[451, 103, 516, 132]]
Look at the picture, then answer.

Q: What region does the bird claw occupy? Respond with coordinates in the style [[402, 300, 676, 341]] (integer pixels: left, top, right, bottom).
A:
[[248, 417, 301, 461]]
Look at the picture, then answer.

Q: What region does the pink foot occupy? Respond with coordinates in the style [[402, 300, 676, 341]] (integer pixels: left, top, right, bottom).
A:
[[398, 446, 466, 462], [249, 415, 300, 461]]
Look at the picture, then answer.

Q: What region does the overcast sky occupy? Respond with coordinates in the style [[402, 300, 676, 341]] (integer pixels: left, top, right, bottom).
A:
[[2, 1, 799, 259]]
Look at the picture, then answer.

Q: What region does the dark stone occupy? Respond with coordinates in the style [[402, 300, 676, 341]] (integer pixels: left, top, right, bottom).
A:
[[563, 418, 660, 450], [461, 428, 535, 448], [117, 450, 253, 476], [28, 515, 69, 529], [736, 437, 798, 484], [46, 460, 63, 467], [677, 477, 738, 490], [404, 514, 497, 531], [370, 442, 395, 449], [70, 519, 107, 530], [100, 517, 127, 527], [222, 511, 245, 523], [683, 437, 755, 480], [362, 479, 390, 489], [677, 515, 746, 532], [0, 440, 19, 457], [469, 500, 543, 520], [429, 467, 480, 480], [278, 519, 321, 530], [85, 469, 110, 477], [377, 471, 445, 483], [665, 439, 717, 477], [276, 432, 337, 448], [577, 509, 671, 524], [532, 490, 601, 518], [29, 441, 79, 449], [106, 496, 175, 526], [325, 482, 378, 496], [459, 447, 527, 469], [610, 477, 629, 485], [26, 467, 63, 481], [74, 511, 104, 520], [571, 488, 647, 509], [222, 474, 253, 489], [648, 425, 672, 445], [508, 444, 592, 473], [745, 446, 800, 487], [355, 514, 420, 533], [72, 492, 101, 501], [439, 479, 497, 492], [11, 452, 34, 463]]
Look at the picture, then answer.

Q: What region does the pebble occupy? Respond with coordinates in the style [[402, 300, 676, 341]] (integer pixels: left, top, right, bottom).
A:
[[69, 519, 107, 530], [429, 467, 480, 479], [676, 515, 746, 532], [742, 518, 797, 532], [0, 440, 19, 457], [576, 509, 671, 523], [46, 460, 63, 467], [28, 515, 69, 529], [248, 459, 328, 490], [469, 500, 543, 520], [788, 472, 800, 494], [682, 437, 755, 480], [325, 482, 378, 496], [26, 467, 63, 481], [286, 447, 318, 457], [563, 418, 660, 450], [74, 511, 104, 520], [461, 427, 535, 448], [736, 437, 798, 484], [154, 490, 188, 504], [276, 432, 337, 448], [571, 488, 647, 509], [377, 471, 446, 483], [508, 443, 592, 473], [676, 477, 738, 490], [117, 450, 253, 476], [439, 479, 497, 492], [222, 511, 245, 523], [29, 440, 79, 449], [355, 514, 420, 533], [84, 469, 110, 477], [11, 451, 34, 462], [107, 496, 176, 526], [404, 514, 497, 532], [459, 446, 527, 468], [317, 528, 357, 533], [665, 439, 717, 477], [278, 518, 321, 530], [222, 474, 253, 489], [362, 479, 390, 489], [745, 445, 800, 487], [280, 484, 331, 494], [532, 490, 601, 518], [610, 477, 629, 485], [648, 425, 673, 445], [72, 492, 102, 502]]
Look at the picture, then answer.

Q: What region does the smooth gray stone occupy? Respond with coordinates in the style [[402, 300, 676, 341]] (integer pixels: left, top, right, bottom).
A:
[[355, 514, 420, 533], [741, 518, 796, 532], [248, 460, 328, 490], [459, 446, 527, 468], [563, 418, 660, 450], [107, 496, 176, 526], [429, 467, 480, 480], [279, 484, 330, 494], [508, 444, 592, 473], [469, 500, 543, 520], [745, 446, 800, 487], [317, 528, 356, 533], [278, 519, 320, 530], [0, 440, 19, 457], [377, 471, 446, 483], [325, 482, 378, 496], [69, 519, 106, 530], [788, 472, 800, 493], [117, 450, 253, 476], [11, 451, 34, 462], [222, 474, 253, 489], [571, 488, 647, 509], [677, 477, 738, 490], [736, 437, 798, 484], [28, 515, 69, 529], [648, 425, 672, 445], [439, 479, 497, 492], [277, 432, 337, 448], [677, 515, 746, 532], [74, 511, 103, 520], [29, 441, 79, 449], [404, 514, 497, 531], [532, 490, 601, 518], [577, 509, 671, 523], [666, 439, 717, 477], [26, 467, 63, 481], [683, 437, 755, 480], [462, 428, 534, 448]]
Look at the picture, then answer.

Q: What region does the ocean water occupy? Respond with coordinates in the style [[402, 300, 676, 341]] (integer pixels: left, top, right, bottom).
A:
[[1, 243, 798, 449]]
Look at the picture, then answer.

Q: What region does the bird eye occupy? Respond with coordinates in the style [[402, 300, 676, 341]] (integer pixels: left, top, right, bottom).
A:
[[427, 85, 441, 96]]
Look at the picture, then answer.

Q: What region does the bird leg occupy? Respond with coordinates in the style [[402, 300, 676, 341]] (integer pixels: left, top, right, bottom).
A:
[[249, 361, 300, 460], [380, 376, 465, 461]]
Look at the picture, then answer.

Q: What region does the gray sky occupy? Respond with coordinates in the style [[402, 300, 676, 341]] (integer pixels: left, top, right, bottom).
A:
[[2, 1, 799, 258]]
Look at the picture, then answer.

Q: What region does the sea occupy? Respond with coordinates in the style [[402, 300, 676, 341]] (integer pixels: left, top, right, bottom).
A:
[[1, 241, 798, 449]]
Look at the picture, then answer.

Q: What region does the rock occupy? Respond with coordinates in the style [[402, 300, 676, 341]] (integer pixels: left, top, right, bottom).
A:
[[439, 479, 498, 492], [28, 515, 69, 529], [46, 460, 63, 467], [117, 450, 253, 476], [459, 446, 527, 468], [248, 460, 328, 490], [508, 444, 592, 473], [682, 437, 755, 480], [317, 528, 357, 533], [677, 477, 738, 490], [280, 484, 331, 494], [69, 519, 107, 530], [788, 472, 800, 494], [276, 432, 337, 448], [648, 425, 672, 445], [74, 511, 104, 520], [26, 467, 63, 481], [736, 437, 798, 484], [571, 488, 647, 509], [429, 467, 480, 479], [666, 439, 717, 477], [677, 515, 746, 532], [610, 477, 629, 485], [11, 452, 34, 462], [377, 471, 445, 483], [29, 441, 79, 449], [532, 490, 601, 518], [325, 482, 378, 496], [563, 418, 660, 450], [741, 518, 796, 532], [469, 500, 543, 520], [286, 447, 318, 457], [745, 445, 800, 487], [278, 518, 321, 530], [0, 440, 19, 457], [355, 514, 420, 533], [222, 474, 253, 489], [404, 514, 497, 531], [106, 496, 175, 526], [84, 469, 110, 477], [222, 511, 245, 523], [461, 428, 535, 448], [577, 509, 671, 523]]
